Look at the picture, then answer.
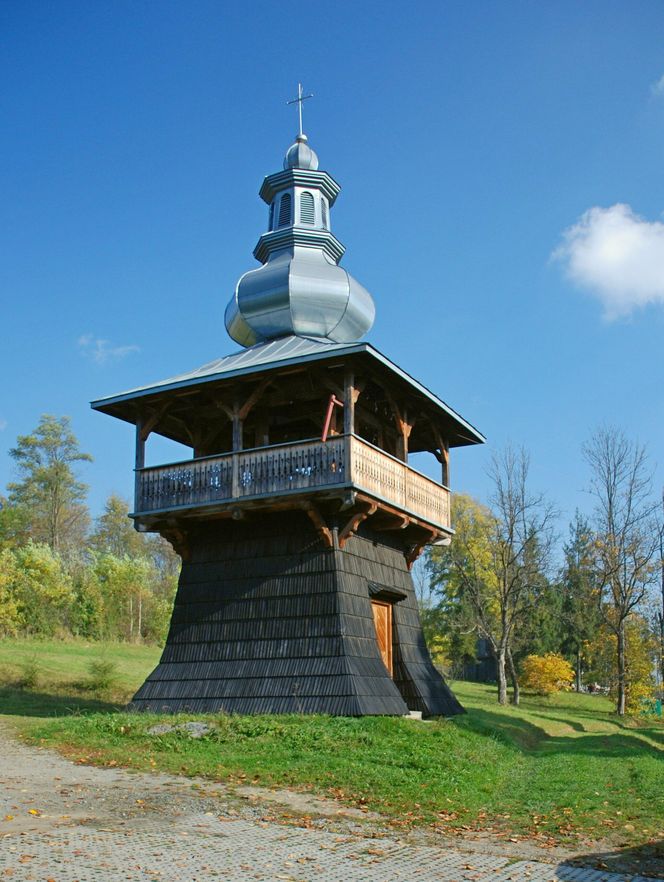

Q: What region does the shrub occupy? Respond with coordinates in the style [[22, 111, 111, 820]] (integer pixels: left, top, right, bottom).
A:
[[85, 659, 118, 692], [521, 653, 575, 696], [16, 656, 40, 690]]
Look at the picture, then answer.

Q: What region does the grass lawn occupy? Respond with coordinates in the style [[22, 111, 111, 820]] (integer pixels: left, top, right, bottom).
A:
[[1, 639, 663, 849]]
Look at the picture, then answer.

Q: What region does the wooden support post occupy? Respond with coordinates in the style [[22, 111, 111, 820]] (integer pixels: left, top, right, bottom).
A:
[[441, 440, 450, 488], [385, 391, 413, 463], [343, 371, 355, 436], [134, 419, 146, 513], [431, 425, 451, 488]]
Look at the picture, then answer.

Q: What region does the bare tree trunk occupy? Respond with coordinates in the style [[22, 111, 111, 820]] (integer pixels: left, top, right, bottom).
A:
[[507, 646, 520, 706], [129, 596, 133, 642], [660, 520, 664, 688], [137, 594, 142, 643], [576, 647, 583, 692], [616, 619, 626, 715], [497, 647, 508, 705]]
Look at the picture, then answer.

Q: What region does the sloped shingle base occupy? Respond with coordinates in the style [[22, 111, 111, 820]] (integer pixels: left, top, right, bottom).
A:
[[131, 512, 463, 717]]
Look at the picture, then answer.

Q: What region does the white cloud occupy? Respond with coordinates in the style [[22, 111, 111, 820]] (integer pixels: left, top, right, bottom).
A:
[[651, 74, 664, 97], [0, 420, 7, 432], [552, 203, 664, 319], [78, 333, 140, 364]]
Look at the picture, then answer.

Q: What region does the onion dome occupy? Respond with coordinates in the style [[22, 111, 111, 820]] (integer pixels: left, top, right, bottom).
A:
[[284, 134, 319, 171], [225, 135, 375, 348]]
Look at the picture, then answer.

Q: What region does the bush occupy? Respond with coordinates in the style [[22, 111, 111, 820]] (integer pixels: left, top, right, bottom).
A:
[[85, 659, 118, 692], [521, 653, 575, 696], [16, 656, 40, 690]]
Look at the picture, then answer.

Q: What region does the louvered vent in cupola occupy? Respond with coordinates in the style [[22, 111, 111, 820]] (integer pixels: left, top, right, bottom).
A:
[[321, 198, 328, 229], [300, 191, 315, 225], [268, 202, 275, 230], [278, 193, 292, 227]]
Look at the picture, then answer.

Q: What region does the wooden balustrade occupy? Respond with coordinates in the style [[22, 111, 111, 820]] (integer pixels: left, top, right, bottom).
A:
[[135, 434, 450, 529]]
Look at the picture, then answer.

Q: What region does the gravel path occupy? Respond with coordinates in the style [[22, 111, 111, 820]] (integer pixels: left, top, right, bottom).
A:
[[0, 726, 661, 882]]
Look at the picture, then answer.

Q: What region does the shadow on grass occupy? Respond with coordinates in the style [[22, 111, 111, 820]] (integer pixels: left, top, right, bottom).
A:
[[458, 706, 663, 757], [456, 707, 548, 750], [0, 686, 125, 717], [558, 839, 664, 879], [524, 712, 587, 733]]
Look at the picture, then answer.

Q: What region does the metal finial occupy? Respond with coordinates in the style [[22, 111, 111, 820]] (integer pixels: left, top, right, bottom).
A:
[[286, 83, 314, 138]]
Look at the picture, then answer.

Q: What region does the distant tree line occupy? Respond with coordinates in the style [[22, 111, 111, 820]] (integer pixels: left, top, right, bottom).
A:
[[0, 415, 179, 644], [421, 428, 663, 716]]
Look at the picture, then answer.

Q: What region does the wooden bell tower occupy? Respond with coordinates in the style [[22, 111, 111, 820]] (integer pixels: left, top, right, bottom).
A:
[[92, 122, 484, 716]]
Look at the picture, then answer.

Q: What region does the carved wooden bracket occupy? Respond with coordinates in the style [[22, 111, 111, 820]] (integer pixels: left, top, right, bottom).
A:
[[303, 505, 334, 548], [162, 526, 190, 561], [338, 502, 377, 549], [405, 527, 438, 570], [139, 400, 172, 442]]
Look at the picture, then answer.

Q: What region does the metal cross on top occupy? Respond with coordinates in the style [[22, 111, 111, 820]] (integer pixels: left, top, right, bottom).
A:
[[286, 83, 314, 138]]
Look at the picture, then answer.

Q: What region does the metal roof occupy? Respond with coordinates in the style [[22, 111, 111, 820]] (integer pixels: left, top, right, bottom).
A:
[[91, 335, 486, 446]]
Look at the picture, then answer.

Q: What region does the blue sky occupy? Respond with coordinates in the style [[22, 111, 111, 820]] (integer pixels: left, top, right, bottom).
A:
[[2, 1, 664, 533]]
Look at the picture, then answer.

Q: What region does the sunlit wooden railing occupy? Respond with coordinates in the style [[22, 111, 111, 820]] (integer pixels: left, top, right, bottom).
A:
[[135, 434, 450, 529], [348, 436, 450, 528]]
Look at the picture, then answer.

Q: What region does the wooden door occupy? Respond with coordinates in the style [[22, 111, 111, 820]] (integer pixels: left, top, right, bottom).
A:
[[371, 600, 393, 676]]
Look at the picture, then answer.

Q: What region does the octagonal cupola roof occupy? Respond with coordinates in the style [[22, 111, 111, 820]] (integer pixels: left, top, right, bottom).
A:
[[224, 131, 376, 349]]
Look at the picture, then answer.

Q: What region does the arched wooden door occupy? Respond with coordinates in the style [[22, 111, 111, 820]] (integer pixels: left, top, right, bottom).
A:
[[371, 599, 393, 676]]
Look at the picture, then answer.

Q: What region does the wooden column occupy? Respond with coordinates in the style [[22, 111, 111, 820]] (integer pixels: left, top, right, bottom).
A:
[[431, 425, 451, 488], [343, 371, 356, 436], [441, 440, 450, 488], [134, 418, 146, 513]]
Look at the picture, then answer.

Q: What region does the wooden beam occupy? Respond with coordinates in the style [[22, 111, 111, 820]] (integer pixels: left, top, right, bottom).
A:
[[238, 378, 271, 421], [405, 527, 438, 570], [139, 400, 171, 442], [371, 512, 410, 531], [303, 505, 334, 548], [311, 368, 345, 402], [338, 502, 377, 549], [161, 525, 191, 561]]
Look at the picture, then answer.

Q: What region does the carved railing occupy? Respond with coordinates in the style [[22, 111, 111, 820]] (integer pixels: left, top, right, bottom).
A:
[[348, 436, 450, 528], [136, 437, 346, 514], [135, 434, 450, 529]]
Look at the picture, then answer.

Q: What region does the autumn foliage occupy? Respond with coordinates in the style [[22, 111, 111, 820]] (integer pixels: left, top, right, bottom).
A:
[[521, 653, 575, 696]]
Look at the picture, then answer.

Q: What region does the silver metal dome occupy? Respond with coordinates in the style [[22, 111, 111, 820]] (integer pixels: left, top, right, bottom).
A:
[[283, 134, 319, 171], [225, 136, 375, 348]]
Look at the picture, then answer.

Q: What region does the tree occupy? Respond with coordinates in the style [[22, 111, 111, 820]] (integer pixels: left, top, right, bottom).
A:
[[0, 496, 31, 551], [8, 415, 92, 554], [585, 615, 657, 712], [89, 494, 146, 558], [560, 512, 602, 691], [583, 427, 658, 715], [484, 447, 556, 705], [4, 543, 74, 637], [430, 453, 555, 707]]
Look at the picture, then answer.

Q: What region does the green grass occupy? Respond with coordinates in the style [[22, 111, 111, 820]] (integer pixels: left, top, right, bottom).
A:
[[1, 639, 663, 848]]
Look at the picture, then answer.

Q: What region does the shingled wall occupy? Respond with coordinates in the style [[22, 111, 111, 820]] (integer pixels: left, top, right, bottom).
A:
[[131, 511, 463, 716]]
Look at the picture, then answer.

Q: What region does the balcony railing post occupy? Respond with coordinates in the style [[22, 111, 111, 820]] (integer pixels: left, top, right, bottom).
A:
[[231, 453, 240, 499]]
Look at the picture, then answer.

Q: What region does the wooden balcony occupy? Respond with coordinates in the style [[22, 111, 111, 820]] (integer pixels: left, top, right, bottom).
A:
[[134, 434, 450, 532]]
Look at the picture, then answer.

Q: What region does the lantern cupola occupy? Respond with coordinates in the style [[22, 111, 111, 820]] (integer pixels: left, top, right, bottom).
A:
[[224, 132, 375, 348]]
